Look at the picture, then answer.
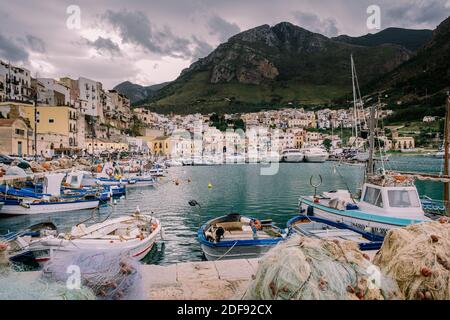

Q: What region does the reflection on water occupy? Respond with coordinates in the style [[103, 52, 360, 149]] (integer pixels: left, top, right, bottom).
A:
[[0, 156, 444, 265]]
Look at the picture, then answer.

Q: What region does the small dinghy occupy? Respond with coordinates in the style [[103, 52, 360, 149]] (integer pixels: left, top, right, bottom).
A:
[[198, 213, 286, 261], [7, 211, 161, 266], [287, 214, 384, 251]]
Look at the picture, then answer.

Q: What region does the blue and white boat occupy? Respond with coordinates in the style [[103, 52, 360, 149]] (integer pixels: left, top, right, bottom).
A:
[[64, 170, 126, 198], [287, 214, 384, 251], [0, 174, 99, 216], [96, 175, 156, 188], [299, 174, 431, 237], [198, 213, 286, 261]]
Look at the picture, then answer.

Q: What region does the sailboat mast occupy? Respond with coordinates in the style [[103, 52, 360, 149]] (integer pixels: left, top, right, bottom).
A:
[[351, 55, 358, 141], [367, 95, 377, 176], [444, 92, 450, 208]]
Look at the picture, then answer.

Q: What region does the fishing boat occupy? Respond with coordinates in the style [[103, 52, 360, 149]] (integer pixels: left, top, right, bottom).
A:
[[287, 214, 383, 251], [0, 174, 100, 216], [198, 213, 286, 261], [149, 167, 166, 177], [165, 159, 183, 167], [303, 147, 329, 163], [96, 174, 156, 188], [299, 94, 431, 236], [281, 149, 304, 163], [299, 175, 431, 237], [6, 211, 161, 265]]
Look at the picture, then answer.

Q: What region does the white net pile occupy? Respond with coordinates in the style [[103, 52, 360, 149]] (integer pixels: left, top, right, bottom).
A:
[[42, 250, 143, 300], [373, 220, 450, 300], [244, 235, 401, 300], [1, 243, 95, 300]]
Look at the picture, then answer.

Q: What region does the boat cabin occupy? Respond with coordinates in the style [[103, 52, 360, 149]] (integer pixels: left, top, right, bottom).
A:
[[359, 183, 425, 217]]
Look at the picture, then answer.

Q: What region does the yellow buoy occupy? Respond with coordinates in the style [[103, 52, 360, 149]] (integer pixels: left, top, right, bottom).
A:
[[208, 182, 213, 189]]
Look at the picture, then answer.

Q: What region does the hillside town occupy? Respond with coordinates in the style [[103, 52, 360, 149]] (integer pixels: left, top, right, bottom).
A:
[[0, 60, 419, 160]]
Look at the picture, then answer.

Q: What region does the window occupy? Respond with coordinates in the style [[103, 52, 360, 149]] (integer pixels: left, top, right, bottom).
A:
[[15, 129, 25, 136], [363, 187, 383, 208], [388, 190, 420, 208], [49, 119, 54, 123]]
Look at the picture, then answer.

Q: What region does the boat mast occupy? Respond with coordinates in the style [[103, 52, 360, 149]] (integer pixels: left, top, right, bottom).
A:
[[351, 55, 358, 142], [444, 92, 450, 209], [367, 95, 377, 176]]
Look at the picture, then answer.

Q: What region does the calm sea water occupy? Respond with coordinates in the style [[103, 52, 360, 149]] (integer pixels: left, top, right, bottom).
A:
[[0, 155, 444, 265]]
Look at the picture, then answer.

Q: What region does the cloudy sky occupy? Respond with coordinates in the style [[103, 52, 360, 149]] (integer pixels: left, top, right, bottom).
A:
[[0, 0, 448, 89]]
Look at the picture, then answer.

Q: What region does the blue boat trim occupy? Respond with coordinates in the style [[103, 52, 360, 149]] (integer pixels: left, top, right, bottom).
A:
[[287, 214, 384, 250], [197, 225, 284, 248], [301, 197, 427, 227]]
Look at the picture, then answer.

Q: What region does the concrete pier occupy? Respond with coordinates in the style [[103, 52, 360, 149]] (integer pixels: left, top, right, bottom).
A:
[[142, 259, 258, 300], [8, 259, 258, 300]]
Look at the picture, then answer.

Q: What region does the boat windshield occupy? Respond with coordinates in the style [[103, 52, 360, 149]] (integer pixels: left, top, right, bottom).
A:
[[387, 190, 420, 208], [363, 187, 383, 207]]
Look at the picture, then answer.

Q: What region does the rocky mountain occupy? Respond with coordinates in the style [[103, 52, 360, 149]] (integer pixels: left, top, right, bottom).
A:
[[139, 22, 432, 114], [333, 28, 432, 52], [113, 81, 169, 103], [369, 16, 450, 98]]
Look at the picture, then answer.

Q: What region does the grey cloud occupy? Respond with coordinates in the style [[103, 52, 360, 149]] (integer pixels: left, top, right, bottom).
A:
[[103, 9, 192, 59], [385, 0, 449, 26], [0, 33, 29, 63], [207, 15, 241, 42], [84, 36, 122, 56], [191, 36, 214, 61], [293, 11, 339, 37], [25, 35, 46, 53]]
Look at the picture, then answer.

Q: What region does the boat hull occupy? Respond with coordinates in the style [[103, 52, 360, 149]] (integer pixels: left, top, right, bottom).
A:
[[0, 199, 99, 216], [304, 154, 328, 163], [282, 154, 304, 163], [300, 198, 427, 236], [200, 242, 276, 261]]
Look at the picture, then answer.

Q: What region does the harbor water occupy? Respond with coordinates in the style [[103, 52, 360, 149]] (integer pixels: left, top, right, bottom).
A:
[[0, 156, 445, 265]]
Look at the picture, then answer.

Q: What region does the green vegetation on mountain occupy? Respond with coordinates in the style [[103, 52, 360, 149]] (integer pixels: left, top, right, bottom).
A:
[[332, 27, 432, 52], [114, 81, 170, 103], [139, 22, 412, 114]]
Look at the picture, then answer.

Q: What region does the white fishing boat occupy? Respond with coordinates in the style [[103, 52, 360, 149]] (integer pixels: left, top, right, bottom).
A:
[[281, 149, 304, 163], [0, 174, 99, 216], [299, 175, 430, 237], [300, 96, 430, 236], [303, 147, 329, 163], [165, 159, 183, 167], [8, 212, 161, 265], [149, 167, 166, 177], [198, 213, 286, 261]]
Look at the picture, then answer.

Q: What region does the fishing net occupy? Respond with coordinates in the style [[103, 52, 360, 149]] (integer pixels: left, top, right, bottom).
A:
[[0, 244, 95, 300], [42, 249, 143, 300], [373, 220, 450, 300], [0, 271, 96, 300], [244, 235, 401, 300]]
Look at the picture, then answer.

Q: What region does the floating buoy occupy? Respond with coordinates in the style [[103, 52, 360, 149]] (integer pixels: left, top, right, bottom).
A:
[[208, 183, 213, 189]]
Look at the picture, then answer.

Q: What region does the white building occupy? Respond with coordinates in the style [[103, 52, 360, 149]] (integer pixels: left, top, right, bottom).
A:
[[78, 77, 102, 118], [0, 60, 32, 102], [36, 78, 70, 106]]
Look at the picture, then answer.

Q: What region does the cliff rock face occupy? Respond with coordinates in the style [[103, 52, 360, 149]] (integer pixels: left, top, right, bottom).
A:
[[181, 22, 410, 86], [138, 20, 445, 114]]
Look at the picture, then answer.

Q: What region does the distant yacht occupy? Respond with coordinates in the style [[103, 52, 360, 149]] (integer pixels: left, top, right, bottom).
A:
[[303, 147, 329, 163], [281, 149, 304, 163]]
